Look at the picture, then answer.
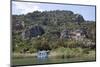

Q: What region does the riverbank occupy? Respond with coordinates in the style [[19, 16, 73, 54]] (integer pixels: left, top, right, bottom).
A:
[[12, 47, 96, 59], [12, 48, 95, 66], [12, 47, 95, 66]]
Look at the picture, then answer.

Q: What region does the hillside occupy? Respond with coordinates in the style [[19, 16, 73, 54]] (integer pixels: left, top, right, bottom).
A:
[[12, 10, 96, 53]]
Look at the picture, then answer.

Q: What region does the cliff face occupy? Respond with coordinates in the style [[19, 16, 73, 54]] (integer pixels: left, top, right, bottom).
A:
[[21, 25, 45, 40]]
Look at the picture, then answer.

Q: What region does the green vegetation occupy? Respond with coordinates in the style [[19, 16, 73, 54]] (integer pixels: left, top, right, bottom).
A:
[[12, 10, 96, 60], [49, 47, 95, 59]]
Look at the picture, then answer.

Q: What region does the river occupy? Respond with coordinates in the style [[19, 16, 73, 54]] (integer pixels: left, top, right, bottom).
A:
[[12, 56, 95, 66]]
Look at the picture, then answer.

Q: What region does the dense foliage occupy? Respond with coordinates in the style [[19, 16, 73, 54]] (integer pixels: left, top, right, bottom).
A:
[[12, 10, 96, 53]]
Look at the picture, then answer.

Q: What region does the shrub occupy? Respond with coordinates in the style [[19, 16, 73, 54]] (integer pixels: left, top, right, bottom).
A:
[[63, 48, 82, 58], [50, 47, 84, 58], [49, 39, 64, 49], [63, 39, 87, 48], [31, 39, 41, 50], [29, 48, 37, 53]]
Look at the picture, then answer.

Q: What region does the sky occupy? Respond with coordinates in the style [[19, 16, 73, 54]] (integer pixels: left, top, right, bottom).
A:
[[12, 1, 96, 21]]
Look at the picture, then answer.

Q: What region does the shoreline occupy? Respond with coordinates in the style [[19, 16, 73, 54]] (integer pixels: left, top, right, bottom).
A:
[[12, 50, 95, 59]]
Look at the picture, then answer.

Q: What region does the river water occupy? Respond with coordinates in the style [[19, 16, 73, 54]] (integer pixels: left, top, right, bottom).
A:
[[12, 56, 95, 66]]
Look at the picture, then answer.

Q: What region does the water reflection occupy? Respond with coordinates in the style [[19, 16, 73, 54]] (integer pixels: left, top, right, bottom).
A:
[[37, 57, 48, 64], [37, 50, 49, 64]]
